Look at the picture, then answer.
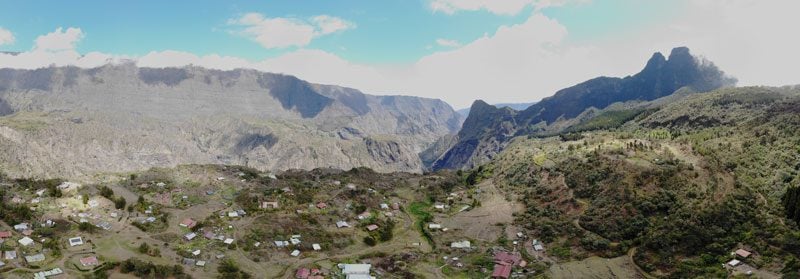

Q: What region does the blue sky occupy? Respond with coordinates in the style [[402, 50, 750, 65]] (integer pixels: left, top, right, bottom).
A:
[[0, 0, 798, 108], [0, 0, 678, 63]]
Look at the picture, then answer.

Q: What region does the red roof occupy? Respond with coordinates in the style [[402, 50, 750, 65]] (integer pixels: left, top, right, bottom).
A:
[[0, 231, 12, 238], [494, 252, 521, 266], [180, 218, 197, 228], [316, 202, 328, 209], [492, 264, 512, 278], [295, 268, 310, 279], [80, 256, 99, 266], [735, 249, 752, 258], [366, 224, 379, 231]]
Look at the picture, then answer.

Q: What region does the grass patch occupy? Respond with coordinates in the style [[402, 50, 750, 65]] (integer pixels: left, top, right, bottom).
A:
[[407, 202, 435, 248]]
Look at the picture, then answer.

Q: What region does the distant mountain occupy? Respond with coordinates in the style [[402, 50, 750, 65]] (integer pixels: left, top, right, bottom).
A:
[[432, 47, 736, 170], [456, 102, 536, 118], [0, 64, 462, 178]]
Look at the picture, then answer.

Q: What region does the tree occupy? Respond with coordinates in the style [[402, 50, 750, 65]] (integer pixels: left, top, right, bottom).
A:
[[138, 242, 150, 254], [82, 194, 90, 205], [114, 197, 127, 210], [99, 186, 114, 199], [78, 222, 95, 233], [363, 236, 377, 246]]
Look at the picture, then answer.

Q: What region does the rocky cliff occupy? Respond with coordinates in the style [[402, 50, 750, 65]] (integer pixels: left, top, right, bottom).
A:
[[0, 64, 462, 178]]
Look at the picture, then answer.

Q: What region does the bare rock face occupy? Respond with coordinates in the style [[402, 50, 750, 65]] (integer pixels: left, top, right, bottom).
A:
[[0, 64, 462, 178]]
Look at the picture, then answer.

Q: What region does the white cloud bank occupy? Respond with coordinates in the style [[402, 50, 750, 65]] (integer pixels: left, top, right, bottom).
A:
[[1, 1, 798, 109], [228, 13, 355, 49], [429, 0, 587, 15], [435, 39, 461, 48], [0, 27, 14, 46]]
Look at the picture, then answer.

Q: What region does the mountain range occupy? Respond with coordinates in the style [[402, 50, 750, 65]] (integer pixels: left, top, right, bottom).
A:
[[430, 47, 737, 170], [0, 64, 462, 178]]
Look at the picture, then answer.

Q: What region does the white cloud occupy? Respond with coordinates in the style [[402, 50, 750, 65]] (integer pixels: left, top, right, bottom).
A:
[[0, 27, 14, 45], [34, 27, 84, 51], [429, 0, 586, 15], [229, 13, 354, 49], [312, 15, 356, 35], [435, 39, 461, 48]]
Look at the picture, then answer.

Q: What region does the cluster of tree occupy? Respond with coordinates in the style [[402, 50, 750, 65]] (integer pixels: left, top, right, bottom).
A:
[[0, 189, 35, 225], [98, 185, 127, 210], [118, 258, 188, 279], [137, 242, 161, 257], [217, 259, 252, 279], [783, 186, 800, 223]]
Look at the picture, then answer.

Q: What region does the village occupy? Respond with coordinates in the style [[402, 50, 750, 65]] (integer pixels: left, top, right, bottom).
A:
[[0, 164, 767, 278]]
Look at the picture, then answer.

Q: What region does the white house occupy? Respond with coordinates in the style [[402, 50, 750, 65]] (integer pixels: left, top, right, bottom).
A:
[[184, 233, 197, 241], [428, 223, 442, 230], [336, 221, 350, 228], [312, 243, 322, 251], [340, 264, 372, 279], [68, 237, 84, 247], [450, 240, 471, 249], [290, 250, 300, 257], [18, 237, 34, 247]]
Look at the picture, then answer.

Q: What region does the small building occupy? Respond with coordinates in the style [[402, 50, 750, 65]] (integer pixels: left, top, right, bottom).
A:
[[532, 239, 544, 251], [336, 221, 350, 228], [13, 223, 28, 231], [18, 237, 34, 247], [366, 224, 379, 231], [68, 237, 84, 247], [196, 261, 206, 267], [380, 203, 389, 210], [227, 211, 239, 218], [80, 256, 99, 266], [340, 264, 371, 279], [274, 240, 289, 247], [33, 267, 62, 279], [291, 250, 301, 257], [728, 259, 741, 267], [492, 264, 513, 279], [428, 224, 442, 230], [4, 250, 17, 260], [96, 221, 112, 231], [0, 231, 12, 239], [312, 243, 322, 251], [450, 240, 471, 249], [192, 250, 201, 256], [290, 238, 301, 245], [224, 238, 235, 245], [184, 232, 197, 241], [21, 229, 33, 236], [357, 212, 371, 220], [261, 201, 279, 209], [25, 253, 45, 263], [735, 249, 752, 258], [316, 202, 328, 209], [179, 218, 197, 229]]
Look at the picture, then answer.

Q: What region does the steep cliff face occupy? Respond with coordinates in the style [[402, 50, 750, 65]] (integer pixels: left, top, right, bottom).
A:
[[432, 47, 736, 170], [0, 64, 462, 178]]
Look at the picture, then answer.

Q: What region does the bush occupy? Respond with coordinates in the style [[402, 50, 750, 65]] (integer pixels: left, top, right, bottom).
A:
[[363, 236, 377, 246]]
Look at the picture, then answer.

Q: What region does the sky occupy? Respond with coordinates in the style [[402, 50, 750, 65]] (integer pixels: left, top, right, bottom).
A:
[[0, 0, 798, 109]]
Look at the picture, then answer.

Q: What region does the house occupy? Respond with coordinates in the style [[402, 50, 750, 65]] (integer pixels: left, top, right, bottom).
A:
[[13, 223, 28, 231], [4, 250, 17, 260], [33, 267, 63, 279], [179, 218, 197, 229], [316, 202, 328, 209], [735, 249, 752, 258], [296, 267, 310, 279], [227, 211, 239, 218], [68, 237, 84, 247], [450, 240, 471, 249], [237, 209, 247, 216], [224, 238, 235, 245], [291, 250, 301, 257], [434, 204, 446, 210], [428, 224, 442, 230], [340, 264, 371, 279], [357, 212, 371, 220], [260, 201, 279, 209], [25, 253, 45, 263], [494, 252, 522, 266], [392, 203, 400, 210], [21, 229, 33, 236], [196, 261, 206, 267], [492, 264, 513, 279], [380, 203, 389, 210], [204, 231, 216, 239], [182, 258, 196, 266], [18, 237, 34, 246], [532, 239, 544, 251], [274, 240, 290, 247], [96, 221, 112, 231], [312, 243, 322, 251], [366, 224, 379, 231], [728, 259, 741, 267], [336, 221, 350, 228], [0, 231, 12, 239], [184, 232, 197, 241], [80, 256, 99, 266], [290, 238, 301, 245], [192, 250, 201, 256]]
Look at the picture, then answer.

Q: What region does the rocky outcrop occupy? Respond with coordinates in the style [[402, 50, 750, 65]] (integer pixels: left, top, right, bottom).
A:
[[0, 64, 462, 178]]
